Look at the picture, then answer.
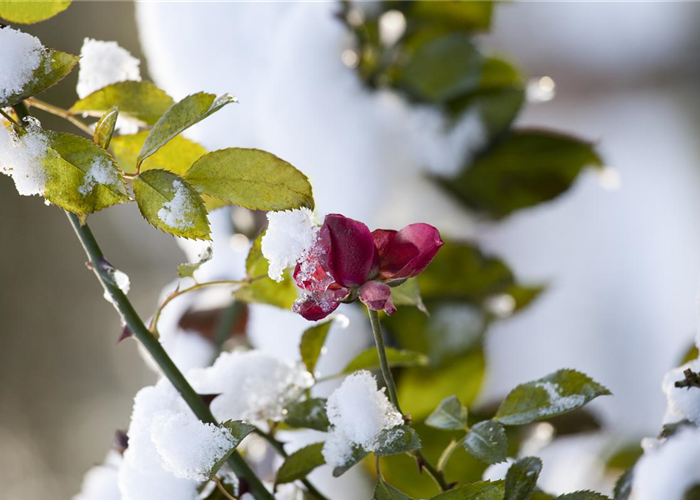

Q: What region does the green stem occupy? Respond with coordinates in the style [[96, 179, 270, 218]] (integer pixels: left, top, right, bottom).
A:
[[437, 437, 464, 473], [66, 212, 274, 500], [252, 428, 330, 500], [366, 307, 450, 492]]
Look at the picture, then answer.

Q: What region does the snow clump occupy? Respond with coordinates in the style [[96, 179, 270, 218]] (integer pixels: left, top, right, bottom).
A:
[[261, 207, 319, 282]]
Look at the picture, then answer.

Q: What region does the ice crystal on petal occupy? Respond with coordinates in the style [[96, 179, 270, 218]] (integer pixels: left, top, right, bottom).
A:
[[322, 370, 403, 467], [261, 208, 319, 282]]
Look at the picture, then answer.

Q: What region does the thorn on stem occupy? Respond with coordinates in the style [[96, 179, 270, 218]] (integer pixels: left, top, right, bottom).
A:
[[117, 325, 133, 344], [200, 393, 221, 407], [416, 455, 425, 474]]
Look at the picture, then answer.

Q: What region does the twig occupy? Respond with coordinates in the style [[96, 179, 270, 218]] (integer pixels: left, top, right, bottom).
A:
[[26, 97, 94, 136]]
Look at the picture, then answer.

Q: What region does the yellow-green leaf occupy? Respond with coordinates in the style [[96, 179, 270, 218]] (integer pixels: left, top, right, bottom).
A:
[[133, 169, 210, 240], [233, 274, 298, 310], [184, 148, 314, 211], [43, 131, 129, 215], [1, 48, 78, 107], [70, 81, 174, 126], [0, 1, 70, 24], [93, 107, 118, 149], [110, 131, 207, 175], [138, 92, 235, 167], [341, 347, 429, 375], [300, 321, 332, 375]]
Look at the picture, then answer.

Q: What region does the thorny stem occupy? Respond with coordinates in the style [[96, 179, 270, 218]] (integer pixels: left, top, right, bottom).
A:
[[150, 279, 252, 334], [66, 212, 274, 500], [26, 97, 95, 136], [366, 307, 450, 493], [252, 427, 330, 500]]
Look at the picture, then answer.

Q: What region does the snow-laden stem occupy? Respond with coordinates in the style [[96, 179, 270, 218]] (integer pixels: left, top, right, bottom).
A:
[[66, 212, 274, 500], [366, 307, 450, 492]]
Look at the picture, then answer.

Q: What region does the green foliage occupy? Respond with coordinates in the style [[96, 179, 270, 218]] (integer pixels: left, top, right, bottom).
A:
[[434, 131, 603, 219], [555, 493, 611, 500], [341, 347, 429, 375], [463, 420, 507, 465], [209, 420, 255, 479], [660, 419, 695, 439], [1, 49, 78, 108], [300, 321, 332, 375], [93, 107, 118, 149], [284, 398, 330, 432], [177, 243, 212, 279], [374, 478, 415, 500], [504, 457, 542, 500], [137, 92, 235, 167], [0, 0, 70, 23], [399, 348, 484, 420], [605, 442, 642, 471], [425, 395, 468, 431], [495, 370, 611, 426], [132, 169, 210, 240], [374, 426, 422, 457], [110, 132, 207, 175], [70, 81, 174, 126], [184, 148, 314, 211], [275, 442, 325, 485], [333, 445, 369, 478], [398, 31, 482, 103], [43, 131, 129, 215], [408, 1, 493, 32], [391, 278, 427, 314], [430, 481, 505, 500]]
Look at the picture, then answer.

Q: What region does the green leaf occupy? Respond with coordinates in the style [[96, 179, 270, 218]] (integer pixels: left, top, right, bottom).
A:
[[342, 347, 429, 375], [374, 426, 422, 457], [391, 279, 427, 314], [555, 493, 611, 500], [504, 457, 542, 500], [93, 107, 118, 149], [284, 398, 330, 432], [495, 369, 611, 426], [425, 395, 468, 431], [110, 131, 208, 176], [276, 442, 325, 485], [418, 241, 514, 304], [42, 131, 129, 214], [434, 130, 603, 219], [178, 242, 213, 279], [660, 419, 695, 439], [233, 274, 298, 309], [431, 481, 505, 500], [245, 230, 268, 278], [300, 321, 332, 375], [409, 1, 493, 32], [1, 48, 78, 108], [399, 348, 484, 420], [0, 1, 70, 24], [209, 420, 255, 479], [132, 169, 210, 240], [398, 31, 483, 103], [184, 148, 314, 211], [375, 478, 416, 500], [138, 92, 235, 167], [332, 445, 369, 477], [70, 81, 174, 126], [613, 468, 633, 500], [463, 421, 507, 465]]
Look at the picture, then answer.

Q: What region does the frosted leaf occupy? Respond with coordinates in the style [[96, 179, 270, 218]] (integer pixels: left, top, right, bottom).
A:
[[158, 180, 196, 230], [0, 120, 49, 196], [188, 350, 313, 424], [662, 359, 700, 425], [79, 156, 119, 195], [261, 208, 319, 282], [77, 38, 141, 99], [632, 426, 700, 500], [0, 27, 44, 102], [533, 381, 585, 416], [322, 370, 403, 468], [151, 412, 234, 481], [73, 451, 121, 500]]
